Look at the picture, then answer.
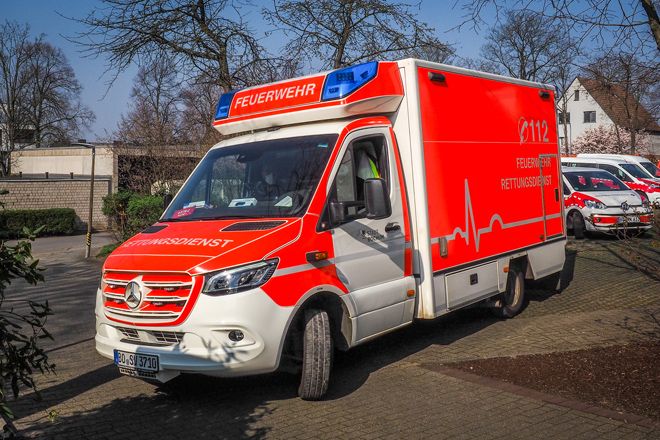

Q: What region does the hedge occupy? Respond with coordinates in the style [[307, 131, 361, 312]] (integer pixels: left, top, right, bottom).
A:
[[103, 190, 164, 242], [0, 208, 77, 239]]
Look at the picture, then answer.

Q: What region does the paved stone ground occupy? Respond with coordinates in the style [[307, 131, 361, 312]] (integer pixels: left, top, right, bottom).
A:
[[7, 232, 660, 439]]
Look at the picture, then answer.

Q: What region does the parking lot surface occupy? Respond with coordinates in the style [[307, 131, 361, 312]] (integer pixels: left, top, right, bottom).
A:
[[9, 233, 660, 439]]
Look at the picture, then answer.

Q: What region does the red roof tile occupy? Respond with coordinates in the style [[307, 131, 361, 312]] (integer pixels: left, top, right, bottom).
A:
[[579, 77, 660, 133]]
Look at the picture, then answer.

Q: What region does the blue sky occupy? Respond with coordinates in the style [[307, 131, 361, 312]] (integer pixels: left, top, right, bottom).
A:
[[2, 0, 487, 140]]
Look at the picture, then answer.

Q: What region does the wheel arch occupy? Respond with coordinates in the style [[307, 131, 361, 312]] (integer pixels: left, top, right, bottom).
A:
[[507, 255, 529, 280], [565, 207, 582, 230], [295, 291, 352, 351], [277, 288, 353, 373]]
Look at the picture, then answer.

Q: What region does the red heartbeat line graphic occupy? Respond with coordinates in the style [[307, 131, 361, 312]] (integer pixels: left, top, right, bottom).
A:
[[443, 180, 547, 252]]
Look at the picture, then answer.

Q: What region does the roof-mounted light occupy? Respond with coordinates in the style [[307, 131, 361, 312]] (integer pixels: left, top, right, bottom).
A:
[[215, 90, 239, 120], [322, 61, 378, 101]]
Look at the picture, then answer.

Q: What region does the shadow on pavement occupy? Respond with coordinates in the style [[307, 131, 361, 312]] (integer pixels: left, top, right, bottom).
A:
[[20, 364, 288, 439], [523, 248, 577, 308], [24, 382, 276, 439], [15, 242, 599, 438]]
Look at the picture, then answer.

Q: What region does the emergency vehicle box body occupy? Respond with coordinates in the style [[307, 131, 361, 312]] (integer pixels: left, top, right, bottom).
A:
[[95, 59, 566, 391]]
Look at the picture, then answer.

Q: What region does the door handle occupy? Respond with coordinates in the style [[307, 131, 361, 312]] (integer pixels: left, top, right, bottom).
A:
[[385, 222, 401, 232]]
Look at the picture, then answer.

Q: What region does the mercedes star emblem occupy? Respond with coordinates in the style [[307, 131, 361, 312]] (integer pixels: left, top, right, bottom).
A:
[[124, 281, 142, 309]]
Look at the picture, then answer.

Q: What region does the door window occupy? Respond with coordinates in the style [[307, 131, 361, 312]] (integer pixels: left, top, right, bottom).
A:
[[327, 134, 390, 223], [599, 164, 631, 182]]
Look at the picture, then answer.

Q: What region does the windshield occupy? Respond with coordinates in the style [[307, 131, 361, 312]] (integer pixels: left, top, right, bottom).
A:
[[619, 163, 649, 179], [162, 134, 338, 221], [639, 161, 660, 178], [564, 170, 629, 192]]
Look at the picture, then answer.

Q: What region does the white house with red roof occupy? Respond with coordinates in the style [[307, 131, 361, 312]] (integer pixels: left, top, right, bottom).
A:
[[558, 77, 660, 155]]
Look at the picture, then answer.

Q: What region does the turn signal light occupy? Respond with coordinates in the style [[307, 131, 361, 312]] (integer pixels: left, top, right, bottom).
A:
[[306, 251, 329, 262]]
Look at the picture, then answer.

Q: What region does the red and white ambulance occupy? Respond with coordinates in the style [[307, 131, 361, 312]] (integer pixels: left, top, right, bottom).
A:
[[561, 155, 660, 206], [562, 167, 654, 238], [96, 59, 566, 400]]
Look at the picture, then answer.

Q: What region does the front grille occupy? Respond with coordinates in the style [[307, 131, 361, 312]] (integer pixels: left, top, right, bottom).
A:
[[103, 272, 199, 325], [119, 367, 158, 379], [152, 331, 184, 344], [117, 327, 139, 341], [115, 326, 184, 346]]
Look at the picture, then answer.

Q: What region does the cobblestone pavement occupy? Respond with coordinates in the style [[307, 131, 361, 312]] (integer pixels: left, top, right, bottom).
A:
[[8, 232, 660, 439]]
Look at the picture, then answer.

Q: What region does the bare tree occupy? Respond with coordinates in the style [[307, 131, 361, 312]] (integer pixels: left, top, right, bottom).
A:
[[69, 0, 275, 92], [114, 59, 200, 193], [179, 74, 224, 149], [23, 41, 95, 148], [0, 21, 38, 176], [480, 10, 575, 83], [456, 1, 660, 60], [120, 59, 182, 146], [263, 0, 453, 70], [454, 57, 504, 74], [555, 60, 580, 155], [581, 52, 660, 154]]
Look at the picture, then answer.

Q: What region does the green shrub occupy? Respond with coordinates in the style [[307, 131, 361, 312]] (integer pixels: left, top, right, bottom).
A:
[[0, 208, 76, 239], [126, 194, 163, 239], [102, 190, 164, 242], [102, 189, 133, 242], [0, 193, 52, 436]]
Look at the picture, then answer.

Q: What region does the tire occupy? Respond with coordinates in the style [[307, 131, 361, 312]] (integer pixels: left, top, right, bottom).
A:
[[491, 268, 525, 319], [573, 212, 585, 240], [298, 309, 332, 401]]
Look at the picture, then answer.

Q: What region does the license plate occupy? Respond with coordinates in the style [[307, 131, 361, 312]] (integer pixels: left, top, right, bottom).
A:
[[114, 350, 159, 372], [618, 216, 640, 223]]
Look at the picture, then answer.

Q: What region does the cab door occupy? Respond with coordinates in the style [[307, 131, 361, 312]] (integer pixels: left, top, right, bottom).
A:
[[325, 127, 411, 343]]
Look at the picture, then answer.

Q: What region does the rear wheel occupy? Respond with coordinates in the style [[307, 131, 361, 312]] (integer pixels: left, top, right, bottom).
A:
[[573, 212, 585, 240], [491, 268, 524, 319], [298, 309, 332, 400]]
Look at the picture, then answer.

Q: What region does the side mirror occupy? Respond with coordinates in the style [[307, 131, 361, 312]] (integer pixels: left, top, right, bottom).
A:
[[364, 178, 391, 219], [329, 200, 347, 225], [163, 193, 173, 210]]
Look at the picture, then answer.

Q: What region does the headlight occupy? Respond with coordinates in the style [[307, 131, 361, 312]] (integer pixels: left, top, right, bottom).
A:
[[650, 184, 660, 189], [203, 259, 279, 295], [584, 199, 606, 209]]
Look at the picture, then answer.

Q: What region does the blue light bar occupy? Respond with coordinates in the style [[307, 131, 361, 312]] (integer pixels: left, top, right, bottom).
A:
[[215, 90, 239, 120], [322, 62, 379, 101]]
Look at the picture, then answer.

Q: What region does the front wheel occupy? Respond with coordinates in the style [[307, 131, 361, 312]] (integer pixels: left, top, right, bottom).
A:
[[491, 268, 525, 319], [298, 309, 332, 400], [573, 212, 585, 240]]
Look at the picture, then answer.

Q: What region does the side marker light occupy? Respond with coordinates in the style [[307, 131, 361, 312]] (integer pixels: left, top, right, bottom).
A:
[[306, 251, 329, 263]]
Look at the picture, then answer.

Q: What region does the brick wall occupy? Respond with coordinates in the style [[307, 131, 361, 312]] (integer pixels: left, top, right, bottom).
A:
[[0, 178, 112, 231]]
